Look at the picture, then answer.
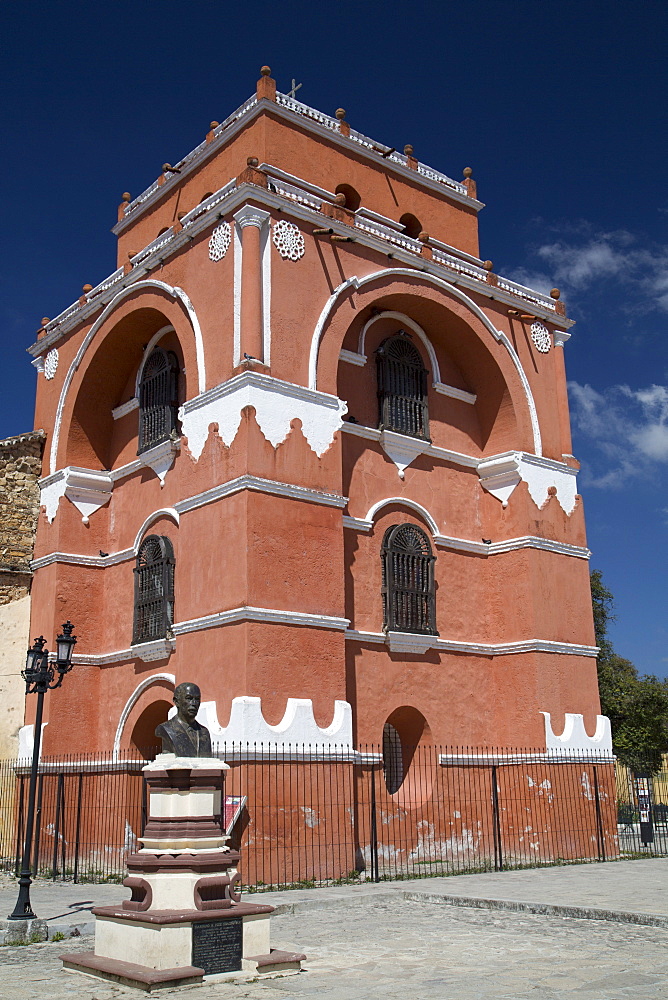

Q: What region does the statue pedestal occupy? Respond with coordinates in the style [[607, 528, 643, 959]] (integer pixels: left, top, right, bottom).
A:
[[61, 755, 304, 989]]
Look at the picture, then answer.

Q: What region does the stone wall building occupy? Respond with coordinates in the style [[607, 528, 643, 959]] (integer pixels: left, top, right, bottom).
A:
[[0, 429, 45, 758]]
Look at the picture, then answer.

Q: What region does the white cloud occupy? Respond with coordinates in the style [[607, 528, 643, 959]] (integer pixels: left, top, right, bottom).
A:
[[508, 229, 668, 314], [569, 381, 668, 487]]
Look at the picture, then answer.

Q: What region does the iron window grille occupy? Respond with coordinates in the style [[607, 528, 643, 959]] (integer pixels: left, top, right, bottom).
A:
[[138, 348, 179, 454], [382, 722, 404, 794], [376, 332, 430, 441], [132, 535, 175, 645], [381, 523, 437, 635]]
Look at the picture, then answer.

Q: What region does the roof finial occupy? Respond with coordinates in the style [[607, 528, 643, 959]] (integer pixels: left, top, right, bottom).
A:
[[257, 66, 276, 101], [403, 144, 417, 170], [335, 108, 350, 137], [462, 167, 477, 199]]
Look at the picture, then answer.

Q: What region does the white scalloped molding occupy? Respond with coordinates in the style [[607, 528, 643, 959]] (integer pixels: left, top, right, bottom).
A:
[[179, 371, 347, 460], [478, 451, 578, 513], [541, 711, 612, 755], [195, 696, 353, 752]]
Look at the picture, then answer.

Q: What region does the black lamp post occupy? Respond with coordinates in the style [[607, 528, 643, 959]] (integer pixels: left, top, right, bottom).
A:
[[8, 621, 77, 921]]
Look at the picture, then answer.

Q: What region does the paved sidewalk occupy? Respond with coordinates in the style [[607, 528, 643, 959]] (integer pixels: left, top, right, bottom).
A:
[[2, 861, 668, 999], [2, 858, 668, 936]]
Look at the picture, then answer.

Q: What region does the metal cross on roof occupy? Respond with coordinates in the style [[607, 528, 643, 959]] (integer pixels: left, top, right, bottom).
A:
[[288, 79, 302, 99]]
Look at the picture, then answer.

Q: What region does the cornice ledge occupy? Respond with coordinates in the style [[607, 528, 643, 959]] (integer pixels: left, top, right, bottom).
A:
[[172, 606, 350, 635]]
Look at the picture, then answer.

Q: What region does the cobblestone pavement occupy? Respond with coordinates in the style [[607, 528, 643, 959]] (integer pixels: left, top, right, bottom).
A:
[[3, 898, 668, 1000]]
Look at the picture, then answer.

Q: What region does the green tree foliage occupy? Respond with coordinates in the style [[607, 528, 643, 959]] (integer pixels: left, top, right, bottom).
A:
[[591, 570, 668, 774]]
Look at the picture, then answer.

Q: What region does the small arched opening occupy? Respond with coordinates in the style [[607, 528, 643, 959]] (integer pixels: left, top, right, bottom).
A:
[[335, 183, 361, 211], [399, 213, 423, 239]]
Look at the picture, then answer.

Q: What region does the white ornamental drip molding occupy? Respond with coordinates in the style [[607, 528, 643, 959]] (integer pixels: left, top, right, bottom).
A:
[[179, 370, 348, 460]]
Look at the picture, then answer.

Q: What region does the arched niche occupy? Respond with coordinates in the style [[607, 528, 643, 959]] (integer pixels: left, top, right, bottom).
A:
[[50, 281, 205, 475], [63, 307, 187, 471], [113, 672, 175, 756], [382, 706, 434, 807], [337, 295, 519, 458], [130, 700, 171, 759]]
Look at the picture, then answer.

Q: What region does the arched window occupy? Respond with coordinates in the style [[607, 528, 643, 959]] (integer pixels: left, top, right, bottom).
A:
[[381, 523, 437, 635], [138, 347, 179, 454], [132, 535, 175, 644], [376, 333, 429, 440]]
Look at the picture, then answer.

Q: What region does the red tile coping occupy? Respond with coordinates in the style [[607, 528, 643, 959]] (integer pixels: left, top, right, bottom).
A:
[[61, 952, 204, 991], [92, 901, 274, 923]]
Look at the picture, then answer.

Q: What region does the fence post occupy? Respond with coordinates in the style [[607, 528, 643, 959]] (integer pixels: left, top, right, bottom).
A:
[[592, 765, 606, 862], [491, 764, 503, 871], [52, 772, 65, 879], [370, 762, 379, 883], [73, 772, 84, 883]]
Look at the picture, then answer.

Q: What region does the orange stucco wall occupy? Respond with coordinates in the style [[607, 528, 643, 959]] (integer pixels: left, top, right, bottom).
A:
[[28, 78, 600, 761]]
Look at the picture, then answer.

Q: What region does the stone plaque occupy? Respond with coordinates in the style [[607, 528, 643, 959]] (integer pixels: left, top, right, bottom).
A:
[[192, 917, 243, 974]]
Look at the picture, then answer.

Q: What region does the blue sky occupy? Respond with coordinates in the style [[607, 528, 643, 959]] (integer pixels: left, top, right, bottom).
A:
[[1, 1, 666, 676]]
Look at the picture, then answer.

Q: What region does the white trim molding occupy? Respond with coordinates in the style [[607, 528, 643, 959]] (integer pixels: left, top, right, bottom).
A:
[[341, 421, 479, 470], [133, 508, 180, 552], [345, 629, 598, 657], [112, 397, 139, 420], [113, 672, 176, 756], [339, 349, 367, 367], [49, 280, 205, 475], [179, 370, 347, 460], [175, 474, 347, 515], [173, 606, 349, 636], [70, 606, 349, 668]]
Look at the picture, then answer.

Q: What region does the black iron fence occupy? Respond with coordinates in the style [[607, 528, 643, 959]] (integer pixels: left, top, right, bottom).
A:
[[1, 746, 667, 888]]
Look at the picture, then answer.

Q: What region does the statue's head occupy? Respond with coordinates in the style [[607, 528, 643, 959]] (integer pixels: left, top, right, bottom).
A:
[[173, 682, 201, 724]]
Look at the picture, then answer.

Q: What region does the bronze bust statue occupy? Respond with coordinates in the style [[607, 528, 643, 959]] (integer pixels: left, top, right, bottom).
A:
[[155, 682, 212, 757]]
